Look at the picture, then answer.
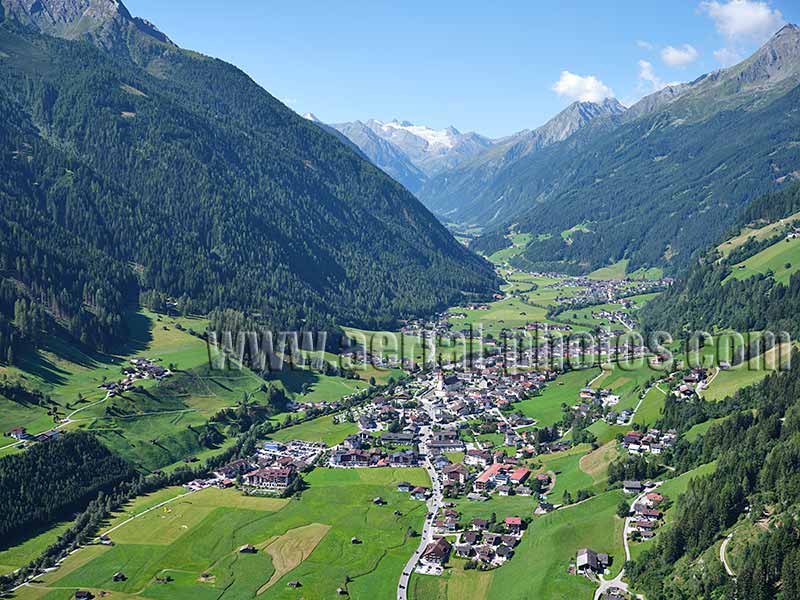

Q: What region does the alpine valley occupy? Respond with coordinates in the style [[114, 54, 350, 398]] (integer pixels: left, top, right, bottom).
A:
[[2, 2, 800, 600]]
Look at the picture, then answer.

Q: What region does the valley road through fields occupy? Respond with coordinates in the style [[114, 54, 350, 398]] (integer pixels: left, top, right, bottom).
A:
[[398, 389, 443, 600]]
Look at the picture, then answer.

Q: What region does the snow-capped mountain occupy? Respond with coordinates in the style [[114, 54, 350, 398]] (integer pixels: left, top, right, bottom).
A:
[[358, 119, 494, 177], [301, 116, 495, 192]]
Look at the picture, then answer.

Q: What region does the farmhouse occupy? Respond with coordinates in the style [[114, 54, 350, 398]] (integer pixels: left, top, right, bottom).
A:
[[623, 480, 643, 494], [576, 547, 609, 574]]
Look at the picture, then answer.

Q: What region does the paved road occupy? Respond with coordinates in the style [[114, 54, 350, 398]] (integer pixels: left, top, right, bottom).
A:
[[397, 390, 444, 600], [720, 534, 735, 577], [593, 483, 660, 600]]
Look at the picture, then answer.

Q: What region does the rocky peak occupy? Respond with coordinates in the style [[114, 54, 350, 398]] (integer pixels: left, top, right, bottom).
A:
[[1, 0, 174, 54]]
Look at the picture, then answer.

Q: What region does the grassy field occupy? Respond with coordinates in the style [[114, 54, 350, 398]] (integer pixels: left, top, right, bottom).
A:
[[725, 236, 800, 285], [514, 368, 600, 427], [588, 260, 629, 280], [684, 417, 729, 442], [488, 233, 532, 265], [587, 360, 661, 443], [1, 309, 383, 469], [448, 491, 623, 600], [716, 210, 800, 258], [701, 342, 791, 401], [11, 468, 431, 600], [633, 385, 667, 429], [0, 521, 72, 575], [267, 414, 358, 446]]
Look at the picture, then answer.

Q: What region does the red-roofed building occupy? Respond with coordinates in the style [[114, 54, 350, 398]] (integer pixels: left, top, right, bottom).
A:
[[474, 463, 504, 491], [504, 516, 522, 533], [510, 467, 530, 485]]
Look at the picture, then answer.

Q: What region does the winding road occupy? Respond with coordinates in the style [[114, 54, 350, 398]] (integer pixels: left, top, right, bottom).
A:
[[720, 534, 736, 578], [593, 483, 660, 600]]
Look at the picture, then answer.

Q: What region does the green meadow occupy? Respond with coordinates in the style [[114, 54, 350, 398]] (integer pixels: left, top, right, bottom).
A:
[[421, 491, 626, 600], [514, 368, 600, 427], [11, 468, 431, 600], [715, 209, 800, 259], [267, 414, 358, 447], [725, 235, 800, 284]]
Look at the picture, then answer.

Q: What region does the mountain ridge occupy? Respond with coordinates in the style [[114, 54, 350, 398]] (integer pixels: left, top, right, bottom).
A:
[[424, 23, 800, 275], [0, 0, 498, 361]]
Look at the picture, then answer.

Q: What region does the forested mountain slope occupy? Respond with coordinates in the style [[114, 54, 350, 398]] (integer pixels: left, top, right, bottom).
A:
[[431, 25, 800, 276], [640, 183, 800, 338], [0, 0, 497, 362]]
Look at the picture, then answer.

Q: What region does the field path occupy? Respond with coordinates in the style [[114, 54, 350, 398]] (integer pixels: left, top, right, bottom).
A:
[[100, 489, 198, 538]]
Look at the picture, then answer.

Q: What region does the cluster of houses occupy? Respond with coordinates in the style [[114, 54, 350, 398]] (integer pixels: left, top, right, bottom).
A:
[[538, 272, 671, 309], [99, 357, 172, 397], [673, 368, 710, 399], [6, 426, 61, 444], [418, 513, 527, 570], [621, 429, 677, 456], [590, 308, 637, 331], [630, 491, 665, 540]]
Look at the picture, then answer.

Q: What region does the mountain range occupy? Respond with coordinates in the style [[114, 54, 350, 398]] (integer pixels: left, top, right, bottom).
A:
[[0, 0, 497, 359], [322, 25, 800, 276], [311, 98, 626, 196], [426, 24, 800, 274]]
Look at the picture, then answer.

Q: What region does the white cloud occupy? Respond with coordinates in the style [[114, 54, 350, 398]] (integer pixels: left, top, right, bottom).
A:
[[638, 60, 664, 90], [637, 40, 654, 50], [701, 0, 784, 42], [551, 71, 614, 103], [713, 46, 742, 66], [637, 60, 682, 94], [661, 44, 699, 66]]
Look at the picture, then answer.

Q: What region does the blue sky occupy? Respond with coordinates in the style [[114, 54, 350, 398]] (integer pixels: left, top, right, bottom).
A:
[[125, 0, 797, 138]]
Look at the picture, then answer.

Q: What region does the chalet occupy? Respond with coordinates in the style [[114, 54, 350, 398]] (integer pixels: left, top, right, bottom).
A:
[[501, 535, 518, 547], [239, 544, 256, 553], [287, 581, 302, 588], [505, 516, 523, 533], [389, 450, 419, 467], [75, 592, 93, 600], [411, 486, 430, 500], [464, 449, 491, 468], [454, 543, 473, 558], [623, 480, 643, 494], [358, 415, 377, 431], [497, 484, 511, 496], [421, 538, 452, 566], [471, 518, 489, 531], [463, 531, 480, 544], [8, 427, 29, 440], [443, 463, 469, 485], [396, 481, 413, 493], [496, 544, 514, 560], [113, 572, 127, 582], [645, 492, 664, 506], [576, 548, 609, 574], [217, 459, 256, 479], [380, 432, 415, 446], [476, 546, 495, 563]]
